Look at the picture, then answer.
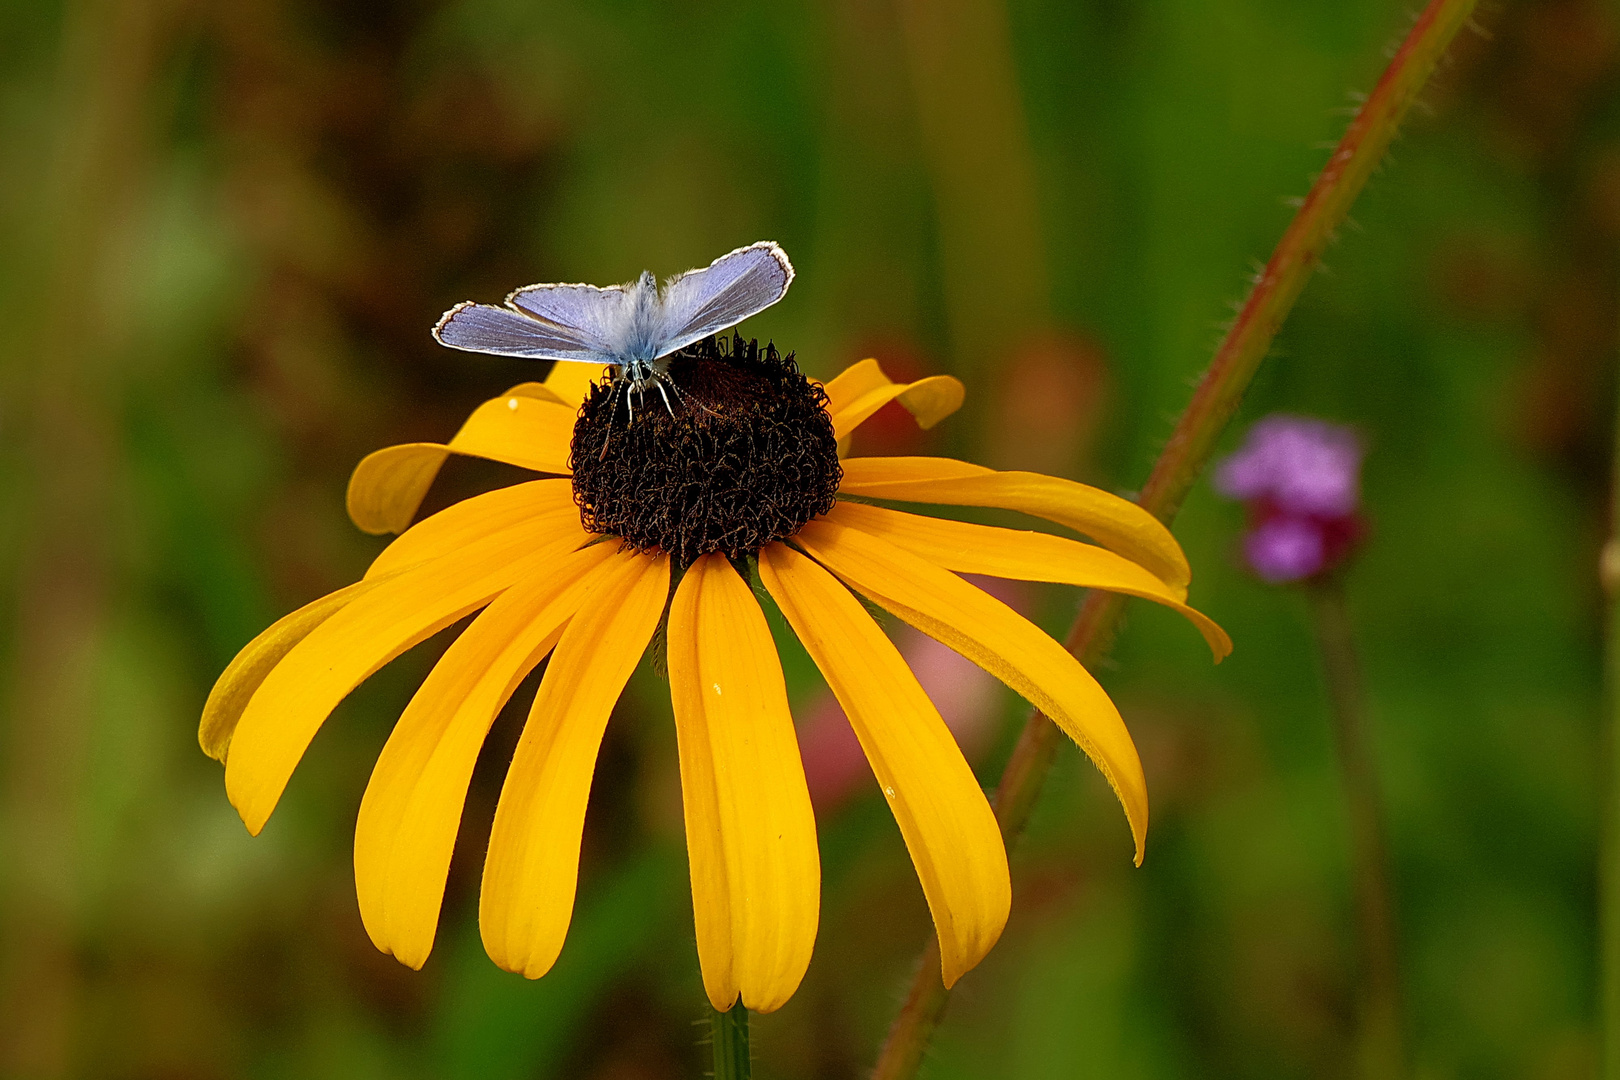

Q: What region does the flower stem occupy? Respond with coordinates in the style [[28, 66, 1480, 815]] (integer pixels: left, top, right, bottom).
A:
[[710, 1003, 751, 1080], [871, 1, 1481, 1075], [1600, 321, 1620, 1077], [1308, 577, 1404, 1080]]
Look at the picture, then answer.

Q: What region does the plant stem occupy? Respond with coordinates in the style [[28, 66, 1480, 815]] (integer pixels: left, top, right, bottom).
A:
[[1600, 316, 1620, 1079], [1308, 578, 1404, 1080], [710, 1003, 750, 1080], [871, 1, 1481, 1075]]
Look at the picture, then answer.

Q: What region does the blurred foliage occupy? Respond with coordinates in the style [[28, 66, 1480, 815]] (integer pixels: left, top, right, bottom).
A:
[[1, 0, 1617, 1077]]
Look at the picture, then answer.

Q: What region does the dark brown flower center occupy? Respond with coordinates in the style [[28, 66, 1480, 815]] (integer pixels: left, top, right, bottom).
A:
[[569, 335, 842, 566]]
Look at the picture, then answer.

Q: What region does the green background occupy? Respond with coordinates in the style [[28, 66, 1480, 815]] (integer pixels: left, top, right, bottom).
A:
[[0, 0, 1610, 1077]]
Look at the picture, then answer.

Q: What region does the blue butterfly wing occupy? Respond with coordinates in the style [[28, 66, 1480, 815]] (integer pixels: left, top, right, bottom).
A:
[[651, 242, 794, 358], [432, 291, 621, 364], [506, 282, 631, 346]]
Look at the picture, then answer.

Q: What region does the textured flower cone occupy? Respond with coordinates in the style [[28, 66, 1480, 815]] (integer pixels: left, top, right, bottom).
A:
[[199, 339, 1228, 1010]]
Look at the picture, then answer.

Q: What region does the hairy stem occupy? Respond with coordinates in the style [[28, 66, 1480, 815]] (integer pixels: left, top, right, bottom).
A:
[[710, 1003, 750, 1080], [872, 1, 1482, 1075]]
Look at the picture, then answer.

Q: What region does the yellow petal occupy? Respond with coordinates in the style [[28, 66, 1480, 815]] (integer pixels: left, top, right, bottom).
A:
[[503, 380, 572, 406], [758, 544, 1007, 987], [448, 394, 577, 472], [820, 359, 965, 442], [199, 578, 381, 762], [224, 519, 588, 835], [347, 444, 453, 536], [668, 554, 820, 1013], [355, 543, 617, 969], [837, 456, 1192, 591], [543, 362, 613, 407], [365, 478, 579, 580], [479, 549, 670, 979], [794, 517, 1149, 865], [820, 358, 892, 414], [346, 394, 578, 535], [825, 502, 1231, 661]]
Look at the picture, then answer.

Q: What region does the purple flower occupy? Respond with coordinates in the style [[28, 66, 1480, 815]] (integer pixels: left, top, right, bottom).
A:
[[1244, 517, 1327, 582], [1213, 414, 1363, 517], [1214, 414, 1365, 583]]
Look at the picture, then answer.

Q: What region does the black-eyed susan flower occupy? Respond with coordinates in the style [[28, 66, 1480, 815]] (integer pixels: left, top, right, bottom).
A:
[[199, 336, 1228, 1013]]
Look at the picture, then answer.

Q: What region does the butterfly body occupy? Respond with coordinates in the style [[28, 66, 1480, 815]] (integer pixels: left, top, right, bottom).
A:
[[608, 271, 671, 385], [434, 242, 794, 402]]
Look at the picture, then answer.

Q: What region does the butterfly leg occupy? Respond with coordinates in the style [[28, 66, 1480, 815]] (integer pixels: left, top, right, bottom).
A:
[[653, 377, 675, 417], [661, 373, 715, 418]]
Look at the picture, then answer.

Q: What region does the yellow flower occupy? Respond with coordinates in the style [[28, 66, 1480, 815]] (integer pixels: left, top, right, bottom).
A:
[[199, 344, 1228, 1013]]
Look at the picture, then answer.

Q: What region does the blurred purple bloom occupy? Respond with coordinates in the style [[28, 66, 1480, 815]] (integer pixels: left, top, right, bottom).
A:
[[1245, 517, 1327, 582], [1214, 414, 1365, 583], [1213, 414, 1363, 517]]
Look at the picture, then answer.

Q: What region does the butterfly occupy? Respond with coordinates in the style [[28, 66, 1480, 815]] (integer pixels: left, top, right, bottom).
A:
[[433, 241, 794, 413]]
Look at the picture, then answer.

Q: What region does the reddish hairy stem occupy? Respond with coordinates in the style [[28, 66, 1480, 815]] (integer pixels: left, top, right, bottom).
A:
[[872, 2, 1481, 1076]]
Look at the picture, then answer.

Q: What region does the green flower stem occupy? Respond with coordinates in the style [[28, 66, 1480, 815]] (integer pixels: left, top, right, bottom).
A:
[[871, 1, 1481, 1076], [710, 1003, 750, 1080], [1308, 577, 1404, 1080], [1602, 323, 1620, 1077]]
